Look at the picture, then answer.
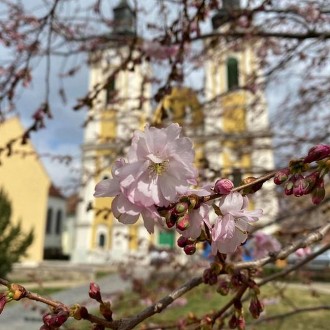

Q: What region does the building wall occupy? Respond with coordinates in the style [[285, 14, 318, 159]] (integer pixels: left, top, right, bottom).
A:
[[0, 117, 50, 263]]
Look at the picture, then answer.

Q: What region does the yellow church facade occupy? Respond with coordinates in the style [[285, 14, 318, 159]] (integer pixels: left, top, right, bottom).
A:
[[0, 117, 50, 263]]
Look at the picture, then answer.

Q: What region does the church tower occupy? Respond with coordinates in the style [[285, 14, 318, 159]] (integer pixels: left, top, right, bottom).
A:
[[204, 0, 278, 230], [72, 0, 152, 263]]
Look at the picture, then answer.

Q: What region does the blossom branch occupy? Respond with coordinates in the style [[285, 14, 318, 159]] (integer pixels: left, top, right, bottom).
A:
[[202, 170, 278, 204], [233, 222, 330, 271], [259, 242, 330, 286], [112, 277, 203, 330]]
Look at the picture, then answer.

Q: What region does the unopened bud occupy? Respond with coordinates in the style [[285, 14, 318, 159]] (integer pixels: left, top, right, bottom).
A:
[[0, 293, 8, 314], [214, 178, 234, 195], [43, 311, 69, 328], [249, 296, 264, 319], [304, 144, 330, 163], [165, 211, 177, 228], [237, 315, 246, 330], [174, 202, 189, 215], [228, 314, 238, 329], [176, 214, 190, 231], [293, 174, 308, 197], [184, 244, 196, 255], [303, 171, 319, 194], [177, 236, 188, 248], [89, 282, 102, 303], [273, 168, 290, 185], [284, 178, 294, 195]]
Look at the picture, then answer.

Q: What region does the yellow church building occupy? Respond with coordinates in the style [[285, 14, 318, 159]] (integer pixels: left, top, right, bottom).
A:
[[0, 117, 50, 263]]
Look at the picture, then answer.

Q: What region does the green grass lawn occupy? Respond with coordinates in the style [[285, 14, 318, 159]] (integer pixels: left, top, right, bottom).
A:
[[68, 280, 330, 329]]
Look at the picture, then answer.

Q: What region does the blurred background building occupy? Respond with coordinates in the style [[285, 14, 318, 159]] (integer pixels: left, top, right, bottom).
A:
[[71, 0, 278, 264]]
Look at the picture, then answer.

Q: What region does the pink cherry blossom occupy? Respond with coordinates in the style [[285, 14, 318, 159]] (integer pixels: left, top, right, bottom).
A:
[[252, 231, 281, 259], [295, 246, 311, 258], [211, 192, 262, 255], [94, 159, 160, 233], [116, 124, 197, 207]]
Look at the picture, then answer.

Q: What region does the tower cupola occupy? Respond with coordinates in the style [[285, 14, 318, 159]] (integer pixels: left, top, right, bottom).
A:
[[212, 0, 241, 29], [113, 0, 136, 36]]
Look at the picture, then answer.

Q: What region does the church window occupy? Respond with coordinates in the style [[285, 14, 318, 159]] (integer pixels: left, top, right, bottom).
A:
[[227, 57, 239, 91], [46, 208, 52, 234], [105, 77, 116, 104], [55, 210, 62, 235], [98, 233, 106, 248]]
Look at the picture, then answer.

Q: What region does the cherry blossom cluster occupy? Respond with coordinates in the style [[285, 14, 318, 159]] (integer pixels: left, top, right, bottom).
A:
[[94, 124, 263, 255], [274, 144, 330, 204]]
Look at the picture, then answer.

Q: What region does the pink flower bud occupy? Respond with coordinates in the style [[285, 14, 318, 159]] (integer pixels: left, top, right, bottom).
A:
[[293, 174, 308, 197], [214, 178, 234, 195], [304, 144, 330, 163], [89, 282, 102, 302], [284, 178, 294, 195], [311, 178, 325, 205], [303, 171, 319, 194], [0, 293, 8, 314], [184, 244, 196, 255], [273, 168, 290, 185], [165, 211, 177, 228], [176, 214, 190, 231], [237, 315, 246, 330], [228, 314, 238, 329], [249, 296, 264, 319], [177, 236, 189, 248], [43, 311, 69, 328]]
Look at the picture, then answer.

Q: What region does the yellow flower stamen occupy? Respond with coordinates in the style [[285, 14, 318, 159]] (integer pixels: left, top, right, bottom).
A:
[[148, 161, 169, 176]]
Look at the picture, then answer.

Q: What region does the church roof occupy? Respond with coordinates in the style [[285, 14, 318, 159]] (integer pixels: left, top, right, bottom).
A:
[[49, 184, 65, 199]]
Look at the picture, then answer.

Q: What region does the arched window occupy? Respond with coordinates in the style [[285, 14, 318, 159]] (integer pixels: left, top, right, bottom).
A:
[[55, 210, 62, 235], [46, 208, 53, 234], [105, 77, 116, 105], [227, 57, 239, 91], [98, 233, 106, 248]]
